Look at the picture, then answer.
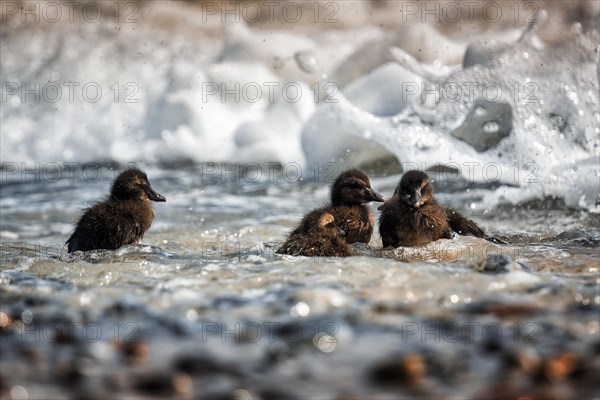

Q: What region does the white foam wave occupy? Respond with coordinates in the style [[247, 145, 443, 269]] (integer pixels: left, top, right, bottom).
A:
[[1, 4, 598, 210]]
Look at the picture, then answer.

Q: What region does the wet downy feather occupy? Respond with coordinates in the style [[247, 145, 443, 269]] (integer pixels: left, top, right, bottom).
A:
[[66, 168, 166, 253], [379, 170, 487, 247], [277, 212, 352, 257], [292, 169, 384, 244]]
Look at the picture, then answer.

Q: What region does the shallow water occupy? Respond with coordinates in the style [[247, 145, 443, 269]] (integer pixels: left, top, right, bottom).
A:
[[2, 0, 600, 398], [1, 166, 599, 399]]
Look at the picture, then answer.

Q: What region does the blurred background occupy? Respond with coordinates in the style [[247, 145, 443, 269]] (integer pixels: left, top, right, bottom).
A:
[[2, 1, 599, 211]]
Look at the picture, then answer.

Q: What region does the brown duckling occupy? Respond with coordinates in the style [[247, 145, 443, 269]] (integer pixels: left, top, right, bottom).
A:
[[292, 169, 384, 244], [66, 168, 166, 252], [277, 212, 352, 257], [378, 170, 488, 247]]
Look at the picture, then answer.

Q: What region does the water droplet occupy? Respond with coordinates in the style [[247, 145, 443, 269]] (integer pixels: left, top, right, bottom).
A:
[[186, 309, 198, 321], [10, 385, 28, 400], [483, 121, 499, 133], [290, 302, 310, 317], [80, 294, 91, 306], [294, 51, 319, 74], [313, 333, 338, 353], [475, 105, 487, 116], [21, 310, 33, 324]]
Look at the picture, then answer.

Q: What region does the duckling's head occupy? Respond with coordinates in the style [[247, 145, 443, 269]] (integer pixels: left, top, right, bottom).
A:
[[397, 170, 432, 209], [331, 169, 384, 206], [110, 168, 166, 202], [317, 212, 344, 237]]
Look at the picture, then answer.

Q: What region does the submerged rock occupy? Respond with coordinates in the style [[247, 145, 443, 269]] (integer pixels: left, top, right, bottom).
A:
[[451, 98, 512, 152], [477, 253, 513, 273]]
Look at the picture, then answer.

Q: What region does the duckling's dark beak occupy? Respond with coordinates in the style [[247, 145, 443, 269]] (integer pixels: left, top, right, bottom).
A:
[[409, 193, 422, 208], [377, 203, 386, 211], [367, 189, 385, 203], [147, 187, 166, 202]]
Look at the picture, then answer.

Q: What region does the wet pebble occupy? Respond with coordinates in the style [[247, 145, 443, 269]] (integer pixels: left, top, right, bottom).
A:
[[543, 353, 578, 382], [174, 352, 242, 377], [476, 253, 513, 273], [370, 353, 426, 386], [132, 372, 176, 397], [115, 340, 150, 364]]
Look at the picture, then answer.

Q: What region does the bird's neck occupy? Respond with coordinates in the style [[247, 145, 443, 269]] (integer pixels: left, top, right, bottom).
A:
[[332, 196, 359, 207]]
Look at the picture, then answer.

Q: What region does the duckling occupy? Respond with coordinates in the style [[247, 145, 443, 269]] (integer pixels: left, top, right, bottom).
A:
[[292, 169, 384, 244], [66, 168, 166, 252], [378, 170, 487, 247], [277, 212, 352, 257]]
